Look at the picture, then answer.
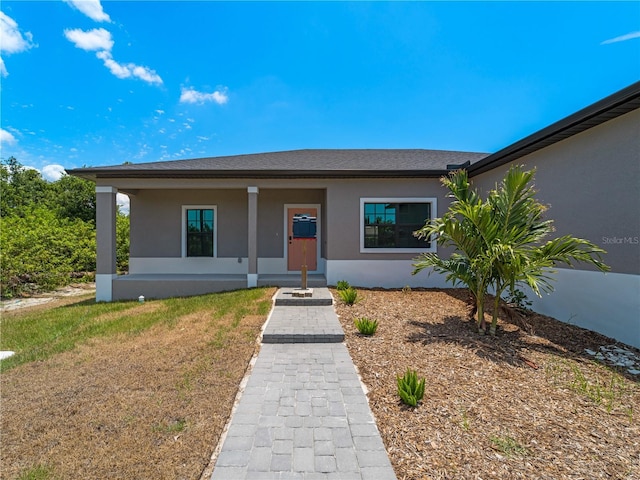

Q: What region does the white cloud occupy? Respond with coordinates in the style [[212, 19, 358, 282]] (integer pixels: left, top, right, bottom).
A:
[[0, 12, 35, 77], [95, 50, 162, 85], [0, 128, 17, 145], [179, 87, 229, 105], [63, 27, 162, 85], [64, 28, 113, 51], [155, 109, 165, 115], [42, 164, 66, 182], [64, 0, 111, 23], [116, 193, 130, 215], [131, 64, 162, 84], [601, 31, 640, 45]]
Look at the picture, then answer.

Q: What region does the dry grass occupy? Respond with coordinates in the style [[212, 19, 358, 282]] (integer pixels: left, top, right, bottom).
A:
[[0, 288, 276, 480], [334, 288, 640, 480]]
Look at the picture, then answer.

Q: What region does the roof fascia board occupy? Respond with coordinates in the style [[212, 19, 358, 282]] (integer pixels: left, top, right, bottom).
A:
[[68, 169, 451, 181]]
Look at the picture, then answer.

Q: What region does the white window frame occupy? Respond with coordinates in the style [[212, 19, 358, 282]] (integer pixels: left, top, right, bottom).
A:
[[181, 205, 217, 258], [360, 197, 437, 254]]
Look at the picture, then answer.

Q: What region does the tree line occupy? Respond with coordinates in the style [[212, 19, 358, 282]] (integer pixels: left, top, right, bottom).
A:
[[1, 157, 129, 298]]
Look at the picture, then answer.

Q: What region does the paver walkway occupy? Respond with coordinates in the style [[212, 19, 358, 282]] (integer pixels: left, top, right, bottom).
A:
[[210, 288, 397, 480]]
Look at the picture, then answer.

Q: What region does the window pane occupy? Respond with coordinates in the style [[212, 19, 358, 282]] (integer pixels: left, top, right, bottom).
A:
[[186, 209, 214, 256], [363, 202, 431, 249]]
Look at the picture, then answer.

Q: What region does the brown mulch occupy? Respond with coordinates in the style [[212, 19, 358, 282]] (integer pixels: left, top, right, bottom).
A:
[[0, 288, 276, 480], [333, 288, 640, 480]]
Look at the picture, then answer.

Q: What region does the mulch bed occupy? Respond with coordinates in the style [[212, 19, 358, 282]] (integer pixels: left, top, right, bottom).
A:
[[333, 288, 640, 480]]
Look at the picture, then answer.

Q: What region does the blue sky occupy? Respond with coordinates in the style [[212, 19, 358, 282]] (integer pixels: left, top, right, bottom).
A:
[[1, 0, 639, 184]]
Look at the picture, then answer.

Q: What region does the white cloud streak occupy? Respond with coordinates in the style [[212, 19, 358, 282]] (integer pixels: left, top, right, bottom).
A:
[[64, 28, 113, 51], [0, 12, 35, 77], [64, 0, 111, 23], [96, 51, 162, 84], [0, 128, 17, 145], [63, 27, 162, 85], [601, 31, 640, 45], [180, 87, 229, 105]]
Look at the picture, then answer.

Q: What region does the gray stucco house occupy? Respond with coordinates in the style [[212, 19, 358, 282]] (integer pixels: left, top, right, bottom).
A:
[[69, 81, 640, 348]]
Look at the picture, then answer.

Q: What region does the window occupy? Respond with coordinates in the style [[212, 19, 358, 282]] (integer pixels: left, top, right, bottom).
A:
[[182, 206, 216, 257], [360, 198, 436, 253]]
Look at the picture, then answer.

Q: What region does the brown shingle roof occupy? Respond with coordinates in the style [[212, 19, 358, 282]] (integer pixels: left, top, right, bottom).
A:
[[67, 149, 489, 180]]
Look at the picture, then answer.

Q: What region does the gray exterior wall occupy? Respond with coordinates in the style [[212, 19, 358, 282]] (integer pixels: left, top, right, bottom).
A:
[[256, 188, 324, 258], [129, 187, 325, 260], [130, 189, 248, 258], [471, 108, 640, 275], [324, 178, 454, 260]]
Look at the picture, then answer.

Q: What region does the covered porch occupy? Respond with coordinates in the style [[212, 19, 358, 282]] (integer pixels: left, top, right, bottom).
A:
[[95, 184, 327, 301]]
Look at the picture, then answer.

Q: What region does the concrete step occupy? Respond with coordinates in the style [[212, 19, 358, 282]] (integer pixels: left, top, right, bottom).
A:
[[274, 287, 333, 306]]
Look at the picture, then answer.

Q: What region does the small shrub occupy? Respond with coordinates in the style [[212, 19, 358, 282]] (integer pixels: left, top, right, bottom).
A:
[[503, 288, 532, 313], [336, 280, 350, 291], [402, 285, 411, 294], [339, 287, 358, 306], [397, 368, 425, 407], [490, 433, 529, 457], [354, 317, 378, 335]]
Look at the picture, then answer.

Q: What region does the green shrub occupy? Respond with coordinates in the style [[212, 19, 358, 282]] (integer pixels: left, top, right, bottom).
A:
[[336, 280, 350, 291], [397, 368, 425, 407], [0, 207, 96, 297], [338, 287, 358, 305], [354, 317, 378, 335], [503, 287, 532, 313]]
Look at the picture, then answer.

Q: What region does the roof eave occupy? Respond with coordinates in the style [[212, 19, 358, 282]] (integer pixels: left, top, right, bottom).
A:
[[67, 169, 451, 182]]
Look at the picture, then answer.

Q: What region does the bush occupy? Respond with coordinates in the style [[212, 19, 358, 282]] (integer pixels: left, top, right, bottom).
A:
[[397, 368, 425, 407], [354, 317, 378, 335], [503, 288, 532, 313], [0, 207, 96, 297], [336, 280, 350, 291], [338, 287, 358, 305]]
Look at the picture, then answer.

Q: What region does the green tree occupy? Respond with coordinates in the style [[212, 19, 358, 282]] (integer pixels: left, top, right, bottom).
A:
[[51, 173, 96, 223], [413, 166, 609, 335], [116, 212, 130, 272], [0, 157, 52, 217]]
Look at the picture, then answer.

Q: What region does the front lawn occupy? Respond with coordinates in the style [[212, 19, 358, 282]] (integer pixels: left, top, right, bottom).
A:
[[1, 288, 275, 480]]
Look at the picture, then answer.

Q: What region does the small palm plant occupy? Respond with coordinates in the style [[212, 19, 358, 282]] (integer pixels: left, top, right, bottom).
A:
[[354, 317, 378, 335], [413, 165, 609, 335], [339, 287, 359, 306], [336, 280, 351, 291], [397, 368, 425, 407]]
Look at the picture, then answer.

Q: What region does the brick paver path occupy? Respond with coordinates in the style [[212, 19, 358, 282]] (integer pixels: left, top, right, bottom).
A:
[[210, 288, 396, 480]]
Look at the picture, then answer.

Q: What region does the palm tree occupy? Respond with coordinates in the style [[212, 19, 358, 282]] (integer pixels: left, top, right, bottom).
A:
[[413, 166, 609, 335]]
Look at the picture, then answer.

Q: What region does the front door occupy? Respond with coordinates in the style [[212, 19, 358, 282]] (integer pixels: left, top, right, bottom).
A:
[[287, 207, 318, 271]]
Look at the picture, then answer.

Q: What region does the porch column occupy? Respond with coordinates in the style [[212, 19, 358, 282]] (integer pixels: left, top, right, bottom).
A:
[[95, 186, 117, 301], [247, 186, 259, 288]]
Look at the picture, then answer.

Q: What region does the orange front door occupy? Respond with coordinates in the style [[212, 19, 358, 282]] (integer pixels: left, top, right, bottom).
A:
[[287, 208, 318, 271]]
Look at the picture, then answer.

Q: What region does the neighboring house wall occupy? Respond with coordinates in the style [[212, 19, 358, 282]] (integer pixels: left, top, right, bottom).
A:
[[471, 109, 640, 348]]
